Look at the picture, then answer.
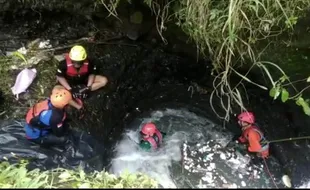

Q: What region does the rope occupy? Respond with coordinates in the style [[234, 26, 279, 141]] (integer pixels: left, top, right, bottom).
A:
[[262, 135, 310, 144], [263, 157, 278, 189]]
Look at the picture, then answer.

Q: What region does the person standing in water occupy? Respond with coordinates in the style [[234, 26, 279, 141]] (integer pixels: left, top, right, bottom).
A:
[[236, 111, 269, 158], [236, 111, 293, 188], [139, 122, 166, 151]]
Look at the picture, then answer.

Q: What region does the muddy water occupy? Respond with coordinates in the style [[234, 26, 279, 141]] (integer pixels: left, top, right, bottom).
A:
[[0, 9, 309, 188]]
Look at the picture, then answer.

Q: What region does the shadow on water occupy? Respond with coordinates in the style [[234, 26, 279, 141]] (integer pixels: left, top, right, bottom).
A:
[[0, 9, 309, 188]]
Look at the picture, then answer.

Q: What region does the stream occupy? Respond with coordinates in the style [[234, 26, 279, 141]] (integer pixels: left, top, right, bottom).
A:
[[110, 107, 282, 188], [0, 8, 310, 189]]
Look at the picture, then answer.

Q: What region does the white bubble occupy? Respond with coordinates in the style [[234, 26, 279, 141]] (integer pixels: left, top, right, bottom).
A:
[[241, 181, 246, 187]]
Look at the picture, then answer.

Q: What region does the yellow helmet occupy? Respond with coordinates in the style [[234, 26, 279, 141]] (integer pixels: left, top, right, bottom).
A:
[[69, 45, 87, 61]]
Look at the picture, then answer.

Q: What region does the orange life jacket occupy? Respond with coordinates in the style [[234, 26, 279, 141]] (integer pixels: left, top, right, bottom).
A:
[[142, 129, 163, 150], [65, 53, 89, 77], [26, 99, 66, 129], [242, 125, 269, 153]]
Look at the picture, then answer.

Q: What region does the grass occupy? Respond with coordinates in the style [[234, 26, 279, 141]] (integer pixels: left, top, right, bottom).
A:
[[171, 0, 310, 120], [0, 160, 158, 188]]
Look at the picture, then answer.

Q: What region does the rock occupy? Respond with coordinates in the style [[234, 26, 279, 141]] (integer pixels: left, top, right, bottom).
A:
[[54, 54, 65, 62], [241, 181, 246, 187], [17, 47, 27, 55], [38, 40, 52, 49], [27, 38, 41, 49], [126, 29, 139, 41], [130, 11, 143, 24], [27, 52, 51, 65]]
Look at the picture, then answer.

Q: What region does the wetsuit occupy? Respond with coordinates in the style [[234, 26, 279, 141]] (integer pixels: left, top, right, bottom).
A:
[[139, 132, 166, 151], [24, 99, 68, 147]]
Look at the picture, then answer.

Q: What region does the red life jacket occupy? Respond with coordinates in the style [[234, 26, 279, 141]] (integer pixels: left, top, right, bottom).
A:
[[26, 99, 66, 128], [65, 53, 89, 77], [242, 125, 269, 152], [142, 129, 163, 150]]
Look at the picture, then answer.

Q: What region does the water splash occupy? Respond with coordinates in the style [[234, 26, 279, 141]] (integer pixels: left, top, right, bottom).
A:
[[110, 129, 184, 188], [109, 108, 287, 188], [297, 181, 310, 188]]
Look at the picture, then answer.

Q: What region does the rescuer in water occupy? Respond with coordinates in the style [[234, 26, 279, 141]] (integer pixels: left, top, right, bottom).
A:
[[236, 111, 269, 158], [139, 122, 166, 151]]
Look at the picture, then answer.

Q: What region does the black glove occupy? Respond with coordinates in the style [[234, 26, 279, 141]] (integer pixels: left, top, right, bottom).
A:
[[69, 88, 81, 99], [81, 86, 91, 99]]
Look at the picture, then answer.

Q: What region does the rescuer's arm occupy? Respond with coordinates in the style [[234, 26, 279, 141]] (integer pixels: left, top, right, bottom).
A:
[[56, 61, 72, 90]]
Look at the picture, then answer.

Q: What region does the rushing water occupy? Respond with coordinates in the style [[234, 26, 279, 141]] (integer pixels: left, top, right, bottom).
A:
[[109, 108, 289, 188]]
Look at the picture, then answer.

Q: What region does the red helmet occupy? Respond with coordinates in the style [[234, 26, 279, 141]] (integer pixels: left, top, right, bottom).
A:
[[141, 123, 157, 135], [237, 111, 255, 124]]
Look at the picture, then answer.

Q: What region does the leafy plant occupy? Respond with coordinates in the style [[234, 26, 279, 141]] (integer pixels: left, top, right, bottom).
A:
[[96, 0, 310, 119], [0, 161, 158, 188], [0, 161, 48, 188], [269, 74, 310, 116], [12, 51, 28, 65]]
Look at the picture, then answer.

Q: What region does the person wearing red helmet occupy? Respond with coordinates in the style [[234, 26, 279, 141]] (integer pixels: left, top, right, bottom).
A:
[[139, 122, 166, 151], [236, 111, 269, 158]]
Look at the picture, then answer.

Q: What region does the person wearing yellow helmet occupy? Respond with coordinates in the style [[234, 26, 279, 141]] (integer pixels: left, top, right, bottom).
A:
[[53, 45, 108, 111], [24, 88, 72, 147]]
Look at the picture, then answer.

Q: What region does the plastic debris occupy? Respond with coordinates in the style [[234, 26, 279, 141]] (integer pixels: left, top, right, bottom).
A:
[[11, 68, 37, 100], [282, 175, 292, 188]]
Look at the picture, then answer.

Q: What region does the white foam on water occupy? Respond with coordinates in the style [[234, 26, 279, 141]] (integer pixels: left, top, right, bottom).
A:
[[109, 108, 230, 188], [110, 128, 186, 188], [109, 108, 295, 188], [297, 181, 310, 188]]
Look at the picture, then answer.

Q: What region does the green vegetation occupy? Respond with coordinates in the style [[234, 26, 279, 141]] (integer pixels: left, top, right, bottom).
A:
[[0, 160, 157, 188], [98, 0, 310, 120], [0, 49, 57, 119]]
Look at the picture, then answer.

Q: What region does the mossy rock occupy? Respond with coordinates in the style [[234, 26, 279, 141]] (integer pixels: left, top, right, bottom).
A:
[[130, 11, 143, 24]]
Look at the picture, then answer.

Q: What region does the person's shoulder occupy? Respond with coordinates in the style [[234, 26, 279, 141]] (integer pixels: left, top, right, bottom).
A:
[[248, 129, 261, 138], [57, 59, 67, 69]]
